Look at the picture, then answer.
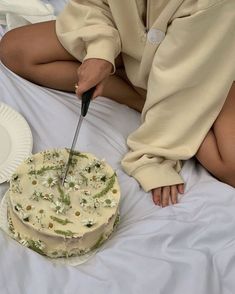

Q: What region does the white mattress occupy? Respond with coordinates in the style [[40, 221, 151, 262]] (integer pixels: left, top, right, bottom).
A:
[[1, 2, 235, 294]]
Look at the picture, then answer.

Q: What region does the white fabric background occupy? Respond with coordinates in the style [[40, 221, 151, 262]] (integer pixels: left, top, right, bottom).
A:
[[1, 1, 235, 293]]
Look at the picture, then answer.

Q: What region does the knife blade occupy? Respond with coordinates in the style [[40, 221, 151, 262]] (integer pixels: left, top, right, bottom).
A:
[[61, 86, 95, 185]]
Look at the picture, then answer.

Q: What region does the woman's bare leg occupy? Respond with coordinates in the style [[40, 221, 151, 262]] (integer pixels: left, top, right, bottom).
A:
[[0, 21, 145, 112], [0, 21, 79, 91], [195, 82, 235, 187]]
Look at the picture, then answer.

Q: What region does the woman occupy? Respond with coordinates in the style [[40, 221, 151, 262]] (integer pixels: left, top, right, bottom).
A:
[[0, 0, 234, 207]]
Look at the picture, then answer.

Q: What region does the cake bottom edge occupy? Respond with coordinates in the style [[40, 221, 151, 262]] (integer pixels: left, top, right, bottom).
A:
[[7, 209, 120, 259]]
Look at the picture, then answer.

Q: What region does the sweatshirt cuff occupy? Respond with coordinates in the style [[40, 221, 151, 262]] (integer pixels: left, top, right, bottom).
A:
[[83, 38, 119, 74], [128, 163, 184, 192]]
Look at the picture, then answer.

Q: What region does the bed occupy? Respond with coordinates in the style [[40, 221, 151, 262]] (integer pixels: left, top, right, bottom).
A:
[[0, 1, 235, 293]]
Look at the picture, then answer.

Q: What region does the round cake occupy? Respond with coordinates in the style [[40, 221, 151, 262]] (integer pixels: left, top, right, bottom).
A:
[[7, 148, 120, 258]]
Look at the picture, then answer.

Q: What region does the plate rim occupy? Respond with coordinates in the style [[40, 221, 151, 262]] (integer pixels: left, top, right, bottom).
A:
[[0, 102, 33, 183]]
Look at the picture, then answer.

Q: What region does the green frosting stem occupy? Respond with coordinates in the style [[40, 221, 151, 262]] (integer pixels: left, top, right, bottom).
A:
[[50, 216, 73, 225], [57, 185, 71, 206], [65, 149, 88, 158], [93, 174, 116, 198], [27, 240, 45, 255], [28, 165, 62, 176], [54, 230, 76, 237]]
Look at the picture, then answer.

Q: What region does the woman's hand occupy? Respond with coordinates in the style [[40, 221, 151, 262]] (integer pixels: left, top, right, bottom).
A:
[[152, 184, 184, 207], [75, 58, 113, 99]]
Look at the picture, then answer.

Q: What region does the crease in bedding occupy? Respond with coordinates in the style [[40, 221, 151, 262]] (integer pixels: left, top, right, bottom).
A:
[[0, 0, 56, 31]]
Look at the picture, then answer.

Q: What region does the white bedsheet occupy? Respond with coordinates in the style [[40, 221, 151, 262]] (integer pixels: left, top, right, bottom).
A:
[[0, 0, 55, 31], [1, 60, 235, 294], [0, 0, 67, 32]]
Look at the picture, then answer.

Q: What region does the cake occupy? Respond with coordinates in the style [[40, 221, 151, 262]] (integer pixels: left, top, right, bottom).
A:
[[7, 148, 120, 258]]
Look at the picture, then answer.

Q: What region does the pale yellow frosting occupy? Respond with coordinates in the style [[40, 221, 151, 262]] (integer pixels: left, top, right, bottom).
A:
[[8, 149, 120, 258]]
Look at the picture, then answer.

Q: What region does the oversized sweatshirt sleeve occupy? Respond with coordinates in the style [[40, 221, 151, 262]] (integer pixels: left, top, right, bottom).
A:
[[56, 0, 121, 71], [121, 0, 235, 192]]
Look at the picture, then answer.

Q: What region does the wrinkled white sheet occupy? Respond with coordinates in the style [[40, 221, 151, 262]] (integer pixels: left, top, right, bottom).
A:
[[42, 0, 68, 16], [1, 60, 235, 294], [0, 0, 55, 31], [0, 24, 4, 36]]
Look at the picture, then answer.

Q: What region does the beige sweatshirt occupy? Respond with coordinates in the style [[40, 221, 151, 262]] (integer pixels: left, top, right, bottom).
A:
[[56, 0, 235, 192]]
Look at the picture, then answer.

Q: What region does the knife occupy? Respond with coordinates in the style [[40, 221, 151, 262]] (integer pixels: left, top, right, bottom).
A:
[[61, 86, 96, 185]]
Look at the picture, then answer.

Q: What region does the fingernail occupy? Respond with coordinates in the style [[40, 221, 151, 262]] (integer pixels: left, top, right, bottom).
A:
[[154, 200, 160, 206], [179, 186, 184, 194]]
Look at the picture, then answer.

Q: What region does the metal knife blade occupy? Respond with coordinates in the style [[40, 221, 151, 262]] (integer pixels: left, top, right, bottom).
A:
[[61, 87, 95, 185]]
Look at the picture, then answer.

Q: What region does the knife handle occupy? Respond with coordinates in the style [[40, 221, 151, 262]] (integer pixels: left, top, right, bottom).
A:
[[81, 86, 96, 117]]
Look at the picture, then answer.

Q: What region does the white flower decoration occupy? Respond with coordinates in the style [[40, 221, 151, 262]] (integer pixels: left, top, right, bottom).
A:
[[34, 240, 46, 250], [51, 149, 60, 158], [64, 176, 80, 191], [80, 196, 98, 210], [19, 239, 29, 246], [20, 211, 30, 221], [31, 191, 42, 201], [51, 200, 67, 214], [42, 193, 54, 201], [13, 232, 19, 240], [81, 218, 96, 228], [101, 196, 117, 208], [42, 172, 58, 188], [25, 156, 33, 164]]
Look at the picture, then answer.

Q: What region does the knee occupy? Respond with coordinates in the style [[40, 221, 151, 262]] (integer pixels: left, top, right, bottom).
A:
[[0, 29, 27, 74]]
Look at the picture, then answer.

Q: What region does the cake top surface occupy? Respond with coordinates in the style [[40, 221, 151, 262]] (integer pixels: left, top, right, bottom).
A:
[[9, 149, 120, 238]]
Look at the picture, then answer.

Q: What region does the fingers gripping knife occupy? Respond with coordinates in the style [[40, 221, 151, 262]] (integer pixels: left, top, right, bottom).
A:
[[61, 87, 96, 186]]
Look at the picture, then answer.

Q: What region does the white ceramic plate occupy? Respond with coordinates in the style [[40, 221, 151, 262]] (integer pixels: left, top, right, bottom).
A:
[[0, 103, 33, 183]]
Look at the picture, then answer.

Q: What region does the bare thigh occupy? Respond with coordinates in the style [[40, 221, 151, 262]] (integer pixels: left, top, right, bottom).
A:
[[0, 21, 76, 65], [195, 82, 235, 187], [0, 21, 81, 89]]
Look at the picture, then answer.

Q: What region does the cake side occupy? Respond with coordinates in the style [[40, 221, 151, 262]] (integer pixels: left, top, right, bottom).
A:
[[8, 204, 119, 257]]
